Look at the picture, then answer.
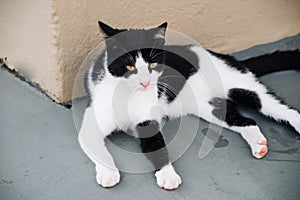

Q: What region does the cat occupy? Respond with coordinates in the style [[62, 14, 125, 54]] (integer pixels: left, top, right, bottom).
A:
[[78, 21, 300, 190]]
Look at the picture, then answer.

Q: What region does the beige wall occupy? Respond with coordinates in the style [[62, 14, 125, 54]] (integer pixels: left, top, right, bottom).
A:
[[1, 0, 300, 102], [0, 0, 63, 100]]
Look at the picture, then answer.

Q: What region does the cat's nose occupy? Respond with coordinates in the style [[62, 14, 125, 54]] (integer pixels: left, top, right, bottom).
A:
[[140, 81, 150, 88]]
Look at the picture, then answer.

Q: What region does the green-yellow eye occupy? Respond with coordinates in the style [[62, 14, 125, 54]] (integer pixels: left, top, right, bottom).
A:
[[150, 62, 158, 69], [126, 65, 135, 71]]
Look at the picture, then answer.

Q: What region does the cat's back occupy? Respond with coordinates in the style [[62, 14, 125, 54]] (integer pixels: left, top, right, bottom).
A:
[[85, 52, 107, 99]]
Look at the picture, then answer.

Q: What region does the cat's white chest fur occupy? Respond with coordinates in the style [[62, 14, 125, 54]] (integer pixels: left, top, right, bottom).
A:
[[93, 76, 162, 134]]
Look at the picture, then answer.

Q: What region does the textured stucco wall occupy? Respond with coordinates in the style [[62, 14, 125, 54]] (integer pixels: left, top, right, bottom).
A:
[[0, 0, 63, 100], [1, 0, 300, 102]]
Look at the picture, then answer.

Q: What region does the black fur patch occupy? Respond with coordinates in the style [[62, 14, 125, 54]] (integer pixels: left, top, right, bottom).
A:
[[228, 88, 262, 111], [91, 53, 106, 83], [136, 120, 169, 170], [164, 45, 199, 79], [84, 53, 107, 106], [84, 70, 92, 106], [158, 45, 199, 102], [209, 97, 256, 127], [107, 51, 138, 78]]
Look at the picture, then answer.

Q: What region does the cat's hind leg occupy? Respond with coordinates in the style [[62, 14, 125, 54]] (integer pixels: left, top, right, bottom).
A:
[[208, 97, 268, 158], [187, 97, 268, 158], [259, 91, 300, 134], [78, 106, 120, 188], [229, 87, 300, 134]]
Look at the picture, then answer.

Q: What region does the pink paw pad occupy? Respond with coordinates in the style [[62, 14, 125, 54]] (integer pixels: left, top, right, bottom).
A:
[[259, 140, 267, 145], [259, 146, 268, 157]]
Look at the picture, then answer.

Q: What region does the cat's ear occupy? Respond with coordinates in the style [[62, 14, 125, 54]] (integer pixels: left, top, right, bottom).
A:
[[152, 22, 168, 39], [98, 21, 123, 38], [98, 21, 126, 51]]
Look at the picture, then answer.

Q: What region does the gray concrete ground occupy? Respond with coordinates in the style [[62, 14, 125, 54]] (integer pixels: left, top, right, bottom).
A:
[[1, 35, 300, 200]]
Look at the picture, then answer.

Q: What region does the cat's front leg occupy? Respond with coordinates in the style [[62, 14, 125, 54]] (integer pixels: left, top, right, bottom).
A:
[[78, 106, 120, 188], [136, 120, 182, 190]]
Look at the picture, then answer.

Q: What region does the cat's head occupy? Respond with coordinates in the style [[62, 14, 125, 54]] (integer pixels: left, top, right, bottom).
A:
[[98, 21, 168, 89]]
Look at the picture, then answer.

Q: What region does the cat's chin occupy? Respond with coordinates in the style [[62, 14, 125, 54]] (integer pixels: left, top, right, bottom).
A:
[[140, 86, 150, 90]]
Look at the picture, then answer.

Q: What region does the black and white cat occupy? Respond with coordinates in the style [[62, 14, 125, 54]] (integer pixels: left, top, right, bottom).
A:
[[78, 21, 300, 190]]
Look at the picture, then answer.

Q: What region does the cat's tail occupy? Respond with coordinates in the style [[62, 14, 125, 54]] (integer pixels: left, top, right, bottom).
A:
[[239, 50, 300, 77]]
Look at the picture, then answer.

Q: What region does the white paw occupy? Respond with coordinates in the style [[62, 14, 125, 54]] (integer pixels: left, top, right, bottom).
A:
[[251, 140, 268, 159], [155, 164, 182, 190], [96, 164, 120, 188], [240, 126, 268, 159]]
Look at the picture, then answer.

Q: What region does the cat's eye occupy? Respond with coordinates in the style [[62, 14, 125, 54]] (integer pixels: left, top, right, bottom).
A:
[[126, 65, 135, 71], [149, 62, 158, 69]]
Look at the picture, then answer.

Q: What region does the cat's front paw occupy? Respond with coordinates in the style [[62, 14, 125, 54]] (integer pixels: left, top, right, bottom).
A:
[[155, 164, 182, 190], [96, 164, 120, 188]]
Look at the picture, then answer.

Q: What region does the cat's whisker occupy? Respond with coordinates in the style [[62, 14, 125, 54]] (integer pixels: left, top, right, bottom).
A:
[[126, 53, 134, 60], [150, 40, 160, 58], [150, 47, 157, 58], [151, 51, 165, 60]]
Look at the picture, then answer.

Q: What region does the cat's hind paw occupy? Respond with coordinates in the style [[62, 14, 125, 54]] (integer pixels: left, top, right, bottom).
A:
[[252, 140, 268, 159], [96, 165, 120, 188], [155, 163, 182, 190]]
